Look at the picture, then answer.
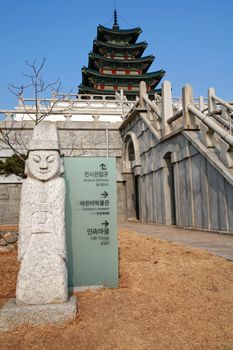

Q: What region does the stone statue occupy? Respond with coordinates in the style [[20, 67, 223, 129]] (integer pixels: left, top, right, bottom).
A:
[[16, 122, 68, 305]]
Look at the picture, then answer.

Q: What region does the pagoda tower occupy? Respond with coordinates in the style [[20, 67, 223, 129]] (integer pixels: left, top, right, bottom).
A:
[[79, 11, 165, 100]]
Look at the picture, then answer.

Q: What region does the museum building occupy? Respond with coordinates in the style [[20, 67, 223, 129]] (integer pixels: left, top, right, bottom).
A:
[[79, 10, 165, 100]]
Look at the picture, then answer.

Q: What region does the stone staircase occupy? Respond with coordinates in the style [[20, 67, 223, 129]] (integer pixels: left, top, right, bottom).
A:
[[122, 81, 233, 171], [120, 81, 233, 233]]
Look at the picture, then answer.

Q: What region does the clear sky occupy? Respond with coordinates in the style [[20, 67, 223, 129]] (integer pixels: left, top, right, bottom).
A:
[[0, 0, 232, 108]]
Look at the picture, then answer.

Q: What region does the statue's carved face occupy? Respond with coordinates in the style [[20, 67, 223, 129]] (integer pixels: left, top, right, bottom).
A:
[[27, 150, 60, 181]]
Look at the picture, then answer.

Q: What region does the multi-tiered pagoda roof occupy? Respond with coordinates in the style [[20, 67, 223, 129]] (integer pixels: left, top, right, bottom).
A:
[[79, 11, 165, 99]]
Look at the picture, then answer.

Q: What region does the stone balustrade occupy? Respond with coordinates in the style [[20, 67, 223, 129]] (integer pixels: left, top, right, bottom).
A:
[[0, 93, 135, 122], [122, 81, 233, 169]]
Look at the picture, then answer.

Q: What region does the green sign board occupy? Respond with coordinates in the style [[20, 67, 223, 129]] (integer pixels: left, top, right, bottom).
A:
[[64, 157, 118, 288]]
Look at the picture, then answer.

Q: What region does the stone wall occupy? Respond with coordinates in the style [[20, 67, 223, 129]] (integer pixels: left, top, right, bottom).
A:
[[0, 121, 126, 224], [139, 150, 233, 232], [0, 183, 22, 225], [117, 182, 126, 221]]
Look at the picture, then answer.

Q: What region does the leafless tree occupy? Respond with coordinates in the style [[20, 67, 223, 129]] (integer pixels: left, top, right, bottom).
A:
[[0, 58, 85, 162], [8, 58, 62, 125]]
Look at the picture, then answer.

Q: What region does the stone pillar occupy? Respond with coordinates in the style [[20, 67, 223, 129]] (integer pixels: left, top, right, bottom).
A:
[[199, 96, 204, 111], [162, 80, 173, 136], [208, 87, 217, 114], [139, 81, 147, 108], [0, 122, 77, 331], [16, 122, 68, 305], [182, 84, 197, 128]]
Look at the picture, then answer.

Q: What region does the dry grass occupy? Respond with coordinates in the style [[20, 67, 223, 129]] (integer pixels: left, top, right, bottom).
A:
[[0, 228, 233, 350], [0, 249, 19, 308]]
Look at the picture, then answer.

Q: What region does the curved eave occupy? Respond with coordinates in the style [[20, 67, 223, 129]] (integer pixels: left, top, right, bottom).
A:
[[82, 67, 165, 82], [98, 25, 142, 35], [78, 84, 161, 96], [93, 40, 147, 56], [93, 39, 147, 49], [88, 53, 155, 71], [89, 53, 154, 64], [79, 85, 118, 95], [97, 25, 142, 44]]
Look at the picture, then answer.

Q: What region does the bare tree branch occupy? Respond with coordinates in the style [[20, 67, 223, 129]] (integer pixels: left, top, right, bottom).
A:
[[0, 58, 81, 169]]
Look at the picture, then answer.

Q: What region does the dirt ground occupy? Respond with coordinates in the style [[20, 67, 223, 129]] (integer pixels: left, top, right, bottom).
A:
[[0, 228, 233, 350]]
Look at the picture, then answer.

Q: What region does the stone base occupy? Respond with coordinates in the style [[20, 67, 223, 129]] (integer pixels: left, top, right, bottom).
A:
[[0, 296, 77, 332]]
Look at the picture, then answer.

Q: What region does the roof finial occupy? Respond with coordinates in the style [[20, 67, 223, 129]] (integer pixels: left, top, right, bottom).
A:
[[113, 7, 119, 29], [114, 9, 118, 26]]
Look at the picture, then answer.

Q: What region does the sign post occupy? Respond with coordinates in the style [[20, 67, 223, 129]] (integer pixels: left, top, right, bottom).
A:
[[64, 157, 118, 288]]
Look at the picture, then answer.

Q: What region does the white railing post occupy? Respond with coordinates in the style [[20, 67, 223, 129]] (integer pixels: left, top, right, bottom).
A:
[[162, 81, 173, 136], [208, 87, 217, 114], [199, 96, 204, 111], [139, 81, 147, 108], [182, 84, 197, 128]]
